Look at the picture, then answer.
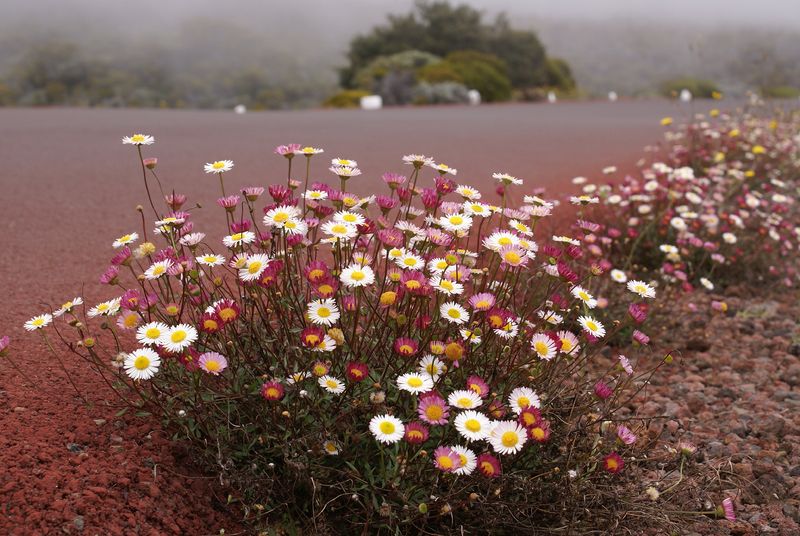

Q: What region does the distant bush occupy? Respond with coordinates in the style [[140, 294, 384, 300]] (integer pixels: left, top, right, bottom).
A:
[[442, 51, 512, 102], [660, 77, 720, 99], [412, 81, 471, 104], [761, 86, 800, 99], [416, 62, 464, 85], [323, 89, 371, 109], [544, 57, 576, 92]]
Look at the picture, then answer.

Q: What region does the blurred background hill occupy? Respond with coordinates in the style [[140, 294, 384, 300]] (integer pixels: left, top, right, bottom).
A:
[[0, 0, 797, 109]]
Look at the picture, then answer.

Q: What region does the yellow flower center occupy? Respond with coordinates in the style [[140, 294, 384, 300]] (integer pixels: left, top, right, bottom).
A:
[[351, 271, 365, 281], [449, 216, 463, 225], [123, 315, 137, 328], [145, 328, 160, 339], [318, 284, 333, 295], [317, 307, 331, 318], [171, 330, 186, 343], [379, 421, 395, 435], [219, 308, 236, 322], [480, 461, 494, 474], [447, 308, 461, 319], [561, 339, 573, 351], [248, 261, 263, 274], [405, 280, 421, 290], [403, 258, 417, 266], [517, 396, 530, 409], [504, 251, 521, 264], [407, 377, 423, 388], [331, 224, 347, 235], [465, 419, 481, 432], [266, 387, 280, 398], [438, 455, 453, 469], [131, 135, 145, 143], [501, 431, 519, 448], [231, 233, 244, 241], [578, 291, 590, 301], [532, 427, 546, 440], [425, 405, 443, 421], [325, 379, 339, 389], [274, 212, 288, 223], [534, 341, 549, 356], [134, 355, 150, 370], [458, 453, 468, 465], [498, 237, 512, 246], [457, 397, 472, 407], [205, 360, 220, 372], [586, 321, 598, 331], [212, 162, 225, 170]]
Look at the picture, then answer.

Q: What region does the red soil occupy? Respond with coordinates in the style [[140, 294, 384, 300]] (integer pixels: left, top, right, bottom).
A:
[[0, 101, 719, 534]]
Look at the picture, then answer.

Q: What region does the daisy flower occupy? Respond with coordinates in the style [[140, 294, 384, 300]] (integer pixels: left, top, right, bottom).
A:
[[112, 232, 139, 249], [483, 231, 519, 251], [158, 324, 198, 353], [509, 219, 532, 236], [222, 231, 255, 248], [557, 330, 580, 355], [603, 452, 624, 474], [122, 134, 154, 146], [448, 389, 483, 410], [530, 333, 557, 361], [492, 172, 523, 185], [321, 221, 358, 241], [204, 160, 234, 174], [331, 157, 356, 167], [369, 414, 404, 444], [239, 254, 271, 282], [333, 210, 365, 226], [180, 233, 206, 247], [283, 218, 308, 236], [124, 348, 161, 380], [433, 446, 462, 472], [88, 298, 121, 318], [24, 313, 52, 331], [117, 310, 140, 330], [489, 421, 528, 455], [451, 445, 477, 475], [395, 252, 425, 270], [198, 352, 228, 375], [477, 453, 502, 477], [54, 297, 83, 317], [438, 213, 473, 233], [418, 394, 450, 425], [627, 280, 656, 299], [455, 185, 481, 200], [396, 372, 434, 395], [618, 354, 634, 375], [329, 165, 361, 178], [429, 276, 464, 296], [302, 189, 328, 201], [578, 315, 606, 338], [440, 302, 469, 324], [418, 355, 446, 379], [610, 269, 627, 283], [508, 387, 540, 414], [404, 422, 429, 444], [402, 154, 434, 167], [144, 260, 173, 280], [552, 235, 581, 246], [571, 286, 598, 308], [463, 201, 492, 217], [498, 245, 527, 267], [296, 146, 323, 156], [136, 322, 168, 346], [307, 299, 340, 326], [197, 254, 225, 267], [454, 410, 492, 442], [264, 205, 302, 228], [318, 375, 345, 395], [340, 264, 375, 288]]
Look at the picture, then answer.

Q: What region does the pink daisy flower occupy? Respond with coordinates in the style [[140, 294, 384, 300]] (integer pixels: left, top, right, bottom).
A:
[[468, 293, 496, 311], [476, 453, 502, 478], [198, 352, 228, 375], [418, 393, 450, 425], [433, 446, 461, 473]]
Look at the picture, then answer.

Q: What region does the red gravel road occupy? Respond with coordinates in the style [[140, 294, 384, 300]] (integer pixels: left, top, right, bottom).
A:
[[0, 100, 721, 534]]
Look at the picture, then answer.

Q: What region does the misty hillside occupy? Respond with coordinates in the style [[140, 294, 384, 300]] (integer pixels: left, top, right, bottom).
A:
[[0, 0, 798, 106]]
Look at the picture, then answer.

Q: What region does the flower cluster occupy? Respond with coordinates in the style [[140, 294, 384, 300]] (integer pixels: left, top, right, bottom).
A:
[[23, 132, 711, 531]]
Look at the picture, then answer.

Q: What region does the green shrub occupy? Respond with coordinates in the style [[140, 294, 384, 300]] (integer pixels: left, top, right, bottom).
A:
[[660, 77, 720, 99], [443, 51, 512, 102], [323, 90, 370, 109], [761, 85, 800, 99]]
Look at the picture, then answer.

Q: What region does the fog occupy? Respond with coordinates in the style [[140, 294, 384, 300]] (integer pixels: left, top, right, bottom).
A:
[[1, 0, 798, 98]]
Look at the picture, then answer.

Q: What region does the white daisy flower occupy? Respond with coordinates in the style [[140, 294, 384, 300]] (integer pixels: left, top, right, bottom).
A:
[[122, 134, 154, 146], [699, 277, 714, 290], [222, 231, 255, 248], [483, 231, 519, 252], [321, 221, 358, 241], [489, 421, 528, 455], [429, 276, 464, 296], [239, 253, 271, 282], [307, 299, 340, 326], [460, 328, 482, 345], [402, 154, 434, 167], [204, 160, 234, 174], [24, 313, 52, 331], [438, 213, 473, 233], [396, 372, 434, 394], [136, 322, 168, 346], [530, 333, 557, 361], [509, 219, 533, 236], [54, 297, 83, 317], [456, 185, 481, 200], [440, 302, 469, 324], [418, 355, 446, 379], [158, 324, 198, 353], [463, 201, 491, 217], [538, 310, 563, 325], [627, 280, 656, 299], [571, 286, 598, 308], [448, 389, 483, 410], [427, 258, 450, 273], [454, 410, 492, 442], [333, 211, 366, 226], [557, 330, 580, 355], [331, 157, 357, 167], [112, 232, 139, 249], [318, 375, 345, 395], [88, 298, 121, 318], [492, 172, 523, 185], [508, 387, 540, 414], [312, 335, 337, 352], [179, 233, 206, 247], [124, 348, 161, 380], [578, 315, 606, 337], [552, 235, 581, 246], [452, 445, 477, 475], [197, 254, 225, 267], [302, 189, 328, 201], [144, 259, 173, 280], [264, 205, 302, 228], [296, 146, 324, 156], [340, 264, 375, 288], [369, 414, 405, 444], [610, 269, 627, 283]]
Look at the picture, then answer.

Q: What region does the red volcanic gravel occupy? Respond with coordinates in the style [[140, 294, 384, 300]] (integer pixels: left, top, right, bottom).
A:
[[0, 102, 724, 534]]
